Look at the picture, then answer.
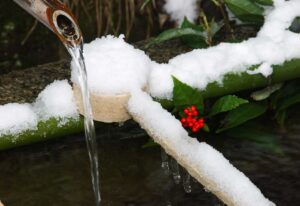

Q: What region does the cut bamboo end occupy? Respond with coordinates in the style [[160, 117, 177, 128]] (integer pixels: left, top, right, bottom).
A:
[[73, 84, 131, 123]]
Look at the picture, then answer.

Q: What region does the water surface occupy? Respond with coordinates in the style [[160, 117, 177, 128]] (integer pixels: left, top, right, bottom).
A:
[[0, 119, 299, 206]]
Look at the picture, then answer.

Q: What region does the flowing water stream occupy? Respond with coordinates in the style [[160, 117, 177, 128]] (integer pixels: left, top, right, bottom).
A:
[[12, 1, 102, 205], [67, 41, 101, 206]]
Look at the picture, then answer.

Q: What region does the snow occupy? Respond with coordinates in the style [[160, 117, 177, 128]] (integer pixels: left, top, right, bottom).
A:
[[127, 90, 275, 206], [34, 80, 78, 121], [69, 1, 300, 100], [0, 103, 38, 136], [164, 0, 199, 25], [0, 80, 78, 136], [71, 35, 152, 95], [148, 0, 300, 99]]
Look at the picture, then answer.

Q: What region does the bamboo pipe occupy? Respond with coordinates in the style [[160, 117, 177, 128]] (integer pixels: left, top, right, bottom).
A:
[[13, 0, 81, 46]]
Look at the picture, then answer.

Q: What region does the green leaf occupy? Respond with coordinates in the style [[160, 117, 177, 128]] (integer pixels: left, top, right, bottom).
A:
[[209, 19, 224, 37], [271, 80, 300, 109], [180, 18, 208, 48], [216, 103, 267, 133], [142, 138, 158, 148], [156, 98, 174, 110], [153, 27, 207, 44], [275, 110, 286, 126], [225, 121, 282, 154], [172, 76, 204, 107], [180, 17, 223, 48], [203, 124, 210, 132], [277, 93, 300, 111], [252, 0, 273, 6], [210, 95, 249, 116], [225, 0, 264, 24], [290, 17, 300, 33], [251, 83, 282, 101], [181, 17, 205, 31]]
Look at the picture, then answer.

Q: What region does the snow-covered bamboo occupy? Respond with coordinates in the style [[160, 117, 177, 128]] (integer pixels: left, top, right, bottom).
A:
[[128, 90, 275, 206]]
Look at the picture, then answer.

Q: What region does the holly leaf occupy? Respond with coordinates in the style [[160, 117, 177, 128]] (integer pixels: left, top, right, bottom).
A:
[[216, 103, 267, 133], [210, 95, 248, 116], [172, 76, 204, 108]]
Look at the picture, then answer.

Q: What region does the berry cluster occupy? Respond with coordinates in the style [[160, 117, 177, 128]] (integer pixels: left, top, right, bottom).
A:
[[180, 105, 205, 133]]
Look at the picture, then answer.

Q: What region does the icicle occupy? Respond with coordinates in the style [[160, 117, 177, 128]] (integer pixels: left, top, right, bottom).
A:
[[161, 148, 170, 174], [170, 157, 181, 184], [118, 122, 124, 127], [182, 169, 192, 193]]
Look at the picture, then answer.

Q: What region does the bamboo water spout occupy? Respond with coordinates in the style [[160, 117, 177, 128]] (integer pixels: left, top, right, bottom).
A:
[[14, 1, 102, 205], [13, 0, 81, 46]]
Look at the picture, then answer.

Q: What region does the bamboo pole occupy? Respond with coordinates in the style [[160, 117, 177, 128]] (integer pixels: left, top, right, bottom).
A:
[[1, 59, 300, 150], [0, 118, 83, 151], [127, 91, 275, 206]]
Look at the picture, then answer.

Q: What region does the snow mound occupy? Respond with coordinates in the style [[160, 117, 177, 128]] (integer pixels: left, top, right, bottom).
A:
[[0, 80, 78, 136], [164, 0, 199, 25], [71, 35, 152, 95], [0, 103, 38, 136], [34, 80, 79, 121]]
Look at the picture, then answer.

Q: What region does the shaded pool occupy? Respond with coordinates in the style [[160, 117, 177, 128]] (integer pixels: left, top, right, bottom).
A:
[[0, 119, 299, 206]]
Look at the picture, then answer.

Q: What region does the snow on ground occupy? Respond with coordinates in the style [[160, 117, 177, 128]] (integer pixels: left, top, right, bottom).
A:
[[163, 0, 199, 25], [127, 90, 275, 206], [0, 80, 78, 136]]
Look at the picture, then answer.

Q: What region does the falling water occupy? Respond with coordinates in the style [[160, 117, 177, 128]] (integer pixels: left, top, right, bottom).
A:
[[67, 40, 101, 206], [14, 0, 101, 205]]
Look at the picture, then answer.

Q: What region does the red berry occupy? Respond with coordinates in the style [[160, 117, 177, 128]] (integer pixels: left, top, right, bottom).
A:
[[191, 105, 196, 111], [192, 127, 199, 133], [184, 109, 189, 115], [187, 116, 193, 122], [193, 111, 198, 116], [180, 118, 186, 123]]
